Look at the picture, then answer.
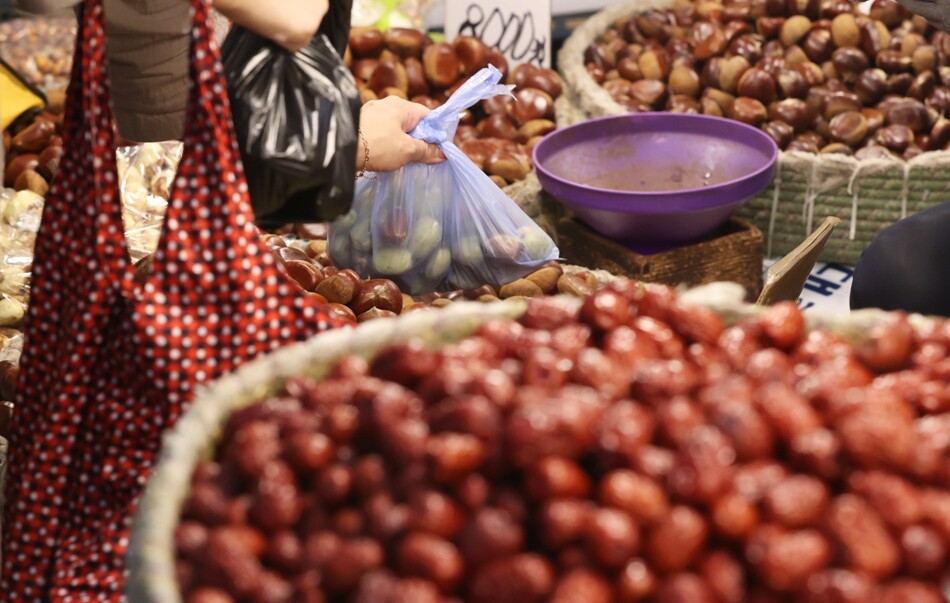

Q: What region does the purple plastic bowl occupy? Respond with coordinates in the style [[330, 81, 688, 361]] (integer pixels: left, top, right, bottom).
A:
[[533, 113, 778, 252]]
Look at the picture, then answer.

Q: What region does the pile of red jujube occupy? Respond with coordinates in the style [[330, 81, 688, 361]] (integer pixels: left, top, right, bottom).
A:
[[585, 0, 950, 159], [176, 280, 950, 603]]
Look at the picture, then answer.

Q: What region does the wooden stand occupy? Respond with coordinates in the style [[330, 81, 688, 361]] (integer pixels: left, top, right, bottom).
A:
[[556, 216, 764, 302]]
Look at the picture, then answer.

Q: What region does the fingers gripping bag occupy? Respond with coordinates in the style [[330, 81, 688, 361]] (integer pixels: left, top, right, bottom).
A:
[[329, 65, 559, 294]]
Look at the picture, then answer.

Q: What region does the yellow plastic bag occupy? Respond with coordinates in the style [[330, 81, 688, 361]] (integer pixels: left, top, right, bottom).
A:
[[0, 57, 45, 131]]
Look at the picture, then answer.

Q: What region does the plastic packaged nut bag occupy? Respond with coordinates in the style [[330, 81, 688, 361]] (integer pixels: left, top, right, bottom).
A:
[[329, 65, 559, 295]]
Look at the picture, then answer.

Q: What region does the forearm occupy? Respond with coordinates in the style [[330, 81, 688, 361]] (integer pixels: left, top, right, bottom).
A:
[[212, 0, 328, 52], [13, 0, 79, 15]]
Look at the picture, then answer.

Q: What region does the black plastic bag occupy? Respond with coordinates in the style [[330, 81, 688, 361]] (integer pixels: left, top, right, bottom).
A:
[[221, 0, 359, 227]]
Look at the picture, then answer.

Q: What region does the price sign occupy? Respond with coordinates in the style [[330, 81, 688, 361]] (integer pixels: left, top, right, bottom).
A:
[[444, 0, 553, 68]]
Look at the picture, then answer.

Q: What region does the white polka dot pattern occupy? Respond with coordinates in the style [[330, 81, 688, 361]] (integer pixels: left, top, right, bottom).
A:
[[1, 0, 347, 599]]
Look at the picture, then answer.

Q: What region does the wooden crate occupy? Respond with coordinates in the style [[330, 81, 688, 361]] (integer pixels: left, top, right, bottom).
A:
[[556, 216, 764, 302]]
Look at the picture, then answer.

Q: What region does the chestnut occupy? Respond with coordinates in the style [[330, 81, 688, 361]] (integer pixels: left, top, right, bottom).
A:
[[802, 28, 834, 63], [912, 45, 937, 74], [779, 15, 812, 47], [723, 20, 753, 44], [349, 27, 385, 58], [701, 97, 724, 116], [485, 49, 509, 80], [638, 9, 673, 42], [927, 87, 950, 114], [874, 124, 914, 152], [585, 44, 617, 71], [517, 119, 556, 143], [617, 57, 643, 82], [423, 42, 462, 88], [787, 139, 821, 152], [729, 34, 766, 64], [885, 73, 914, 96], [830, 13, 860, 48], [820, 142, 853, 155], [930, 117, 950, 148], [638, 49, 671, 81], [511, 88, 555, 125], [886, 98, 930, 132], [855, 144, 898, 159], [737, 68, 777, 104], [383, 27, 428, 59], [520, 67, 564, 99], [37, 143, 63, 180], [352, 279, 403, 315], [769, 98, 811, 131], [758, 55, 788, 77], [728, 97, 769, 126], [785, 44, 810, 67], [453, 36, 488, 76], [4, 153, 39, 188], [757, 17, 786, 39], [701, 57, 725, 89], [831, 47, 869, 78], [829, 111, 869, 146], [604, 78, 635, 102], [477, 113, 518, 140], [666, 94, 702, 113], [352, 58, 380, 83], [403, 57, 428, 98], [630, 80, 668, 107], [690, 22, 727, 59], [485, 149, 531, 182], [855, 68, 888, 106], [776, 69, 808, 99], [763, 39, 786, 59], [869, 0, 908, 27], [907, 72, 936, 101], [720, 56, 753, 94], [861, 20, 891, 58], [368, 60, 408, 96], [763, 120, 795, 148], [876, 50, 913, 74], [822, 90, 862, 120], [10, 119, 55, 154], [862, 107, 886, 132], [703, 88, 737, 112], [669, 65, 701, 97], [795, 61, 826, 86]]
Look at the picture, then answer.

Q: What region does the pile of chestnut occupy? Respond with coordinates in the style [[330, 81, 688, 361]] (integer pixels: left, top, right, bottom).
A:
[[176, 280, 950, 603], [346, 27, 564, 184], [585, 0, 950, 159], [261, 228, 604, 324], [3, 89, 66, 196]]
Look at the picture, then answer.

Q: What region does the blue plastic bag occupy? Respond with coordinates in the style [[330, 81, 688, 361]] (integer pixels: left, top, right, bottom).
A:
[[329, 65, 559, 294]]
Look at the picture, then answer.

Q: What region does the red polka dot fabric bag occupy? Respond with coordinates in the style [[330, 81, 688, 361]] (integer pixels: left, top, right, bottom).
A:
[[1, 0, 349, 599]]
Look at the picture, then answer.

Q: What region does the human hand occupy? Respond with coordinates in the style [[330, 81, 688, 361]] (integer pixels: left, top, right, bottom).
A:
[[357, 96, 446, 173]]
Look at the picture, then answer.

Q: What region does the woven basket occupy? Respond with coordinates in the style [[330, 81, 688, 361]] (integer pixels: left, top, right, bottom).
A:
[[556, 0, 950, 265], [125, 274, 943, 602]]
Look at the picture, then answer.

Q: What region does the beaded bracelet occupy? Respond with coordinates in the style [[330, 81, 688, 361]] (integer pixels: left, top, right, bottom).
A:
[[356, 128, 370, 179]]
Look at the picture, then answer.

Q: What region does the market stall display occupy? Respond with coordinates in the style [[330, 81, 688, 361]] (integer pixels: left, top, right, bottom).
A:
[[130, 280, 950, 602], [346, 27, 564, 186], [557, 0, 950, 264], [0, 17, 74, 92]]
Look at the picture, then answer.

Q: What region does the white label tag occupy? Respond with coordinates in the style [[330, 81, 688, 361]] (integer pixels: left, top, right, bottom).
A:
[[444, 0, 553, 68]]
